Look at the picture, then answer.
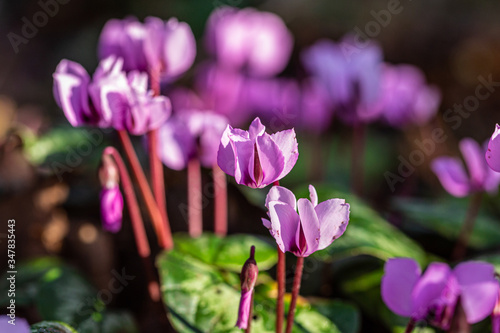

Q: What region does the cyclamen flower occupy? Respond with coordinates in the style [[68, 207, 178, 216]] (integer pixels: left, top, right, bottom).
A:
[[158, 110, 228, 170], [235, 246, 258, 329], [382, 258, 499, 330], [262, 185, 350, 257], [99, 154, 123, 233], [53, 56, 171, 135], [205, 7, 293, 77], [0, 316, 29, 333], [217, 117, 298, 188], [378, 64, 441, 127], [486, 124, 500, 173], [98, 16, 196, 79], [431, 138, 500, 197], [301, 35, 383, 124]]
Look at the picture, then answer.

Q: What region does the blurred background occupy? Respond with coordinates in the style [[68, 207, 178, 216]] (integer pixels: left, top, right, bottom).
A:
[[1, 0, 500, 332]]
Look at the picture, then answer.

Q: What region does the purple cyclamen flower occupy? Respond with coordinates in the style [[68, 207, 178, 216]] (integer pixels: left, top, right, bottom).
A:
[[205, 7, 293, 77], [217, 117, 298, 188], [53, 56, 171, 135], [382, 258, 499, 330], [0, 316, 29, 333], [431, 138, 500, 197], [298, 78, 334, 132], [262, 185, 350, 257], [100, 186, 124, 233], [301, 35, 383, 124], [378, 64, 441, 127], [236, 246, 258, 329], [158, 110, 228, 170], [486, 124, 500, 173], [99, 16, 196, 79]]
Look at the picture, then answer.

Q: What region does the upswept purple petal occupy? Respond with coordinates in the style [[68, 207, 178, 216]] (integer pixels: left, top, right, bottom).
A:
[[411, 262, 451, 320], [217, 125, 237, 176], [267, 201, 300, 254], [162, 18, 196, 78], [486, 124, 500, 172], [315, 199, 350, 250], [158, 118, 194, 170], [254, 133, 285, 187], [308, 184, 318, 207], [381, 258, 421, 317], [296, 198, 321, 256], [431, 157, 471, 197], [265, 186, 297, 211], [248, 117, 266, 140], [0, 316, 30, 333], [454, 261, 499, 324], [459, 138, 486, 189], [270, 129, 298, 179]]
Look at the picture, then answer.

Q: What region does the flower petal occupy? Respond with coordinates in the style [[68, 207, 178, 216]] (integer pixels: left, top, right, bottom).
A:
[[265, 186, 297, 211], [254, 133, 285, 187], [158, 118, 194, 170], [315, 199, 350, 251], [308, 184, 318, 207], [486, 124, 500, 172], [431, 157, 471, 197], [270, 128, 298, 179], [454, 261, 499, 324], [248, 117, 266, 140], [267, 201, 300, 253], [411, 262, 451, 320], [162, 18, 197, 79], [297, 198, 321, 256], [459, 138, 486, 189], [217, 125, 237, 177], [381, 258, 421, 317]]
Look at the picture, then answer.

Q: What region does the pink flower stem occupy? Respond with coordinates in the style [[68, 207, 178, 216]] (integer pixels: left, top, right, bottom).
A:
[[351, 122, 365, 197], [452, 192, 483, 260], [213, 164, 227, 236], [285, 256, 304, 333], [405, 318, 416, 333], [117, 130, 173, 250], [273, 180, 285, 333], [188, 158, 203, 237], [103, 147, 160, 301]]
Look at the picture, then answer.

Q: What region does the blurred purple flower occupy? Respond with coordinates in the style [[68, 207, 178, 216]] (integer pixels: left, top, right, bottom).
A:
[[382, 258, 499, 330], [158, 110, 228, 170], [262, 185, 350, 257], [235, 246, 258, 329], [100, 185, 124, 233], [99, 16, 196, 79], [431, 138, 500, 197], [486, 124, 500, 173], [302, 35, 383, 124], [378, 64, 441, 127], [299, 78, 334, 132], [0, 316, 29, 333], [205, 7, 293, 77], [54, 56, 171, 135], [195, 63, 250, 126], [217, 117, 298, 188]]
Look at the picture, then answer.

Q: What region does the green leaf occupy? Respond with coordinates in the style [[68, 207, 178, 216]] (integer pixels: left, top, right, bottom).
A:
[[394, 197, 500, 249], [292, 186, 427, 265], [30, 321, 78, 333], [311, 299, 360, 333], [157, 233, 357, 333]]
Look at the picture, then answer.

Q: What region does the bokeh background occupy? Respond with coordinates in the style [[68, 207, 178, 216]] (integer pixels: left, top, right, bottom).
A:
[[2, 0, 500, 332]]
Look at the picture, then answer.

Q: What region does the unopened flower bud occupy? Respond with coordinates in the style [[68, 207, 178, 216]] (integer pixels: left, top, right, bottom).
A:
[[236, 246, 258, 329]]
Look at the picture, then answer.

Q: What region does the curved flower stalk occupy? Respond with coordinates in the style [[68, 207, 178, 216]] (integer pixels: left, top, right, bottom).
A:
[[205, 7, 293, 78], [262, 185, 350, 333], [382, 258, 499, 331], [99, 16, 196, 80], [217, 117, 298, 189], [158, 110, 229, 237], [53, 56, 171, 135], [236, 246, 258, 331]]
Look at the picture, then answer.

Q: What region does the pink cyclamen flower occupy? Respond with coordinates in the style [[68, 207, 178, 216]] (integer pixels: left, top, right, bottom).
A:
[[53, 56, 171, 135], [100, 186, 124, 233], [99, 16, 196, 79], [486, 124, 500, 173], [382, 258, 499, 330], [158, 110, 228, 170], [0, 316, 29, 333], [236, 246, 258, 329], [262, 185, 350, 257], [378, 64, 441, 127], [205, 7, 293, 77], [431, 138, 500, 197], [217, 117, 298, 188]]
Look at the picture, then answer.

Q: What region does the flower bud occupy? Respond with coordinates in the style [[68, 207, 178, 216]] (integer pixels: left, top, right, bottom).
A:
[[236, 246, 258, 329]]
